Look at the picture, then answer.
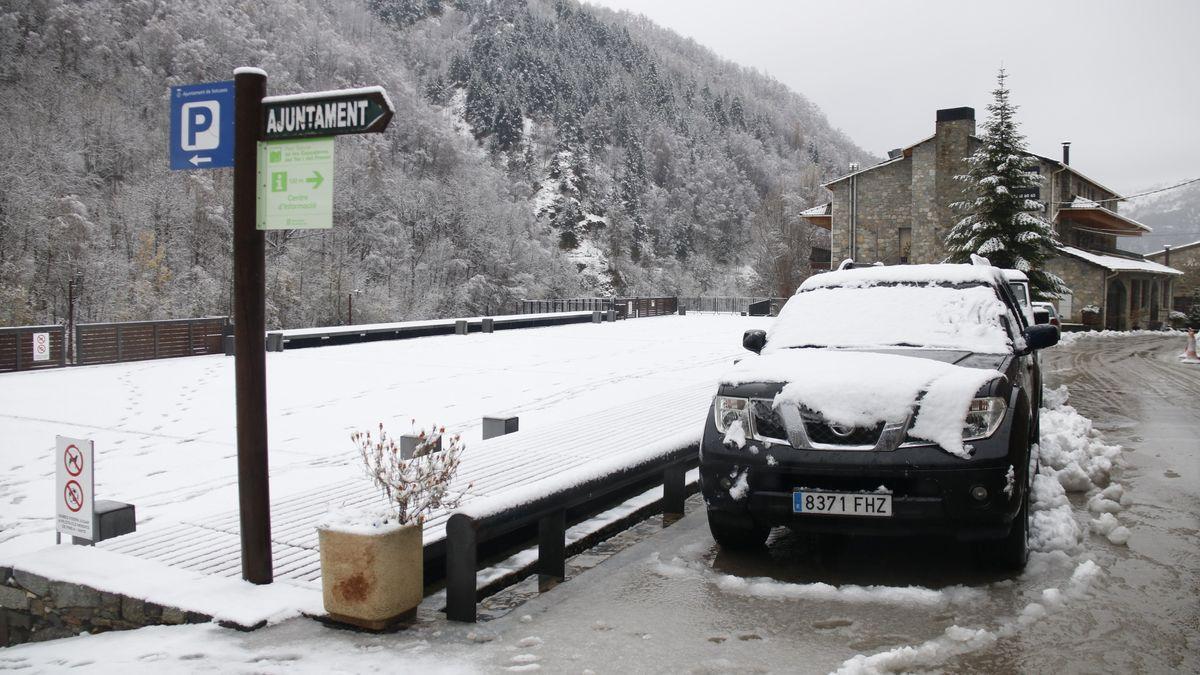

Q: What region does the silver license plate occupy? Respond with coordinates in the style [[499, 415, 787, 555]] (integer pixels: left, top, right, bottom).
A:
[[793, 490, 892, 517]]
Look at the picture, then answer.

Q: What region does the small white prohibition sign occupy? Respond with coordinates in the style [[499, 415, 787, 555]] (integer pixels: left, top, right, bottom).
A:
[[64, 480, 84, 512], [64, 444, 84, 477]]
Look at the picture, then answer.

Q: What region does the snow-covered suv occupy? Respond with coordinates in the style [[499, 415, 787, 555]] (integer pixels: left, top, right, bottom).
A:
[[699, 262, 1059, 570]]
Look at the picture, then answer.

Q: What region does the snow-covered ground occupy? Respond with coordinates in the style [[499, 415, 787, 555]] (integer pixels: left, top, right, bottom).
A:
[[0, 315, 767, 561], [2, 380, 1140, 672]]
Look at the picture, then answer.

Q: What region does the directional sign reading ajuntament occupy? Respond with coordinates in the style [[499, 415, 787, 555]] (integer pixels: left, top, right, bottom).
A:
[[261, 86, 394, 140]]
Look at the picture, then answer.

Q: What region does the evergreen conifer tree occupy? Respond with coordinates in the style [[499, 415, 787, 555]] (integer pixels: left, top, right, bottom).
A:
[[946, 69, 1066, 298]]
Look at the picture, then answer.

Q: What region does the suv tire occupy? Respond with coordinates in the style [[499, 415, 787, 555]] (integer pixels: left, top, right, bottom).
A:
[[983, 480, 1030, 571], [707, 512, 770, 550]]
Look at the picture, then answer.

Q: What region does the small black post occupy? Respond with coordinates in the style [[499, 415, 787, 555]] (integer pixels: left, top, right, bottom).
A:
[[663, 462, 687, 521], [233, 67, 273, 585], [446, 514, 478, 622], [66, 277, 75, 363], [538, 510, 566, 585]]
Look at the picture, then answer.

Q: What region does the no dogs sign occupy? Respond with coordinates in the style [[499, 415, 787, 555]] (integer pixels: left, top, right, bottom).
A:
[[55, 436, 94, 540]]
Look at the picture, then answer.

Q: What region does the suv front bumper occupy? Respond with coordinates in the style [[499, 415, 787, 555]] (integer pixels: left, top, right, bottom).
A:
[[699, 404, 1027, 541]]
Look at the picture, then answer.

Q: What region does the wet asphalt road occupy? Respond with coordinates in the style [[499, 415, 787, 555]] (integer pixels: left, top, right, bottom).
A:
[[474, 334, 1200, 673]]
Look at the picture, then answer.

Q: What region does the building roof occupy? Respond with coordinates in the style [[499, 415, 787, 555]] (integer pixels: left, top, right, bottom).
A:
[[1057, 246, 1182, 275], [801, 202, 832, 217], [822, 127, 1124, 201], [1145, 239, 1200, 259], [1056, 196, 1152, 235], [822, 155, 906, 188]]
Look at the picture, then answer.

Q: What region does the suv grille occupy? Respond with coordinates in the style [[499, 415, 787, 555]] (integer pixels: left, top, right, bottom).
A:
[[750, 400, 788, 442], [800, 410, 884, 446]]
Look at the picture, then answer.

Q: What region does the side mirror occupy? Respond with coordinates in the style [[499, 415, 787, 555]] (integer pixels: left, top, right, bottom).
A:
[[1023, 324, 1059, 351], [1033, 309, 1050, 325], [743, 329, 766, 354]]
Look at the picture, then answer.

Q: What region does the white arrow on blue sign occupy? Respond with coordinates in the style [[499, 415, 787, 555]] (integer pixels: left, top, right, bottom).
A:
[[170, 81, 235, 170]]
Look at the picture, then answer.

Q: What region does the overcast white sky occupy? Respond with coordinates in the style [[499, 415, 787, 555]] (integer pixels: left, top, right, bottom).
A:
[[583, 0, 1198, 195]]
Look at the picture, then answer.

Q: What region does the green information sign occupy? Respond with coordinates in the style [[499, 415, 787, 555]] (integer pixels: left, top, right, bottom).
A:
[[256, 137, 333, 230]]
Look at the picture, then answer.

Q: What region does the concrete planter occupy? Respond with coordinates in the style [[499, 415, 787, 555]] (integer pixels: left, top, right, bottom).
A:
[[318, 523, 422, 630]]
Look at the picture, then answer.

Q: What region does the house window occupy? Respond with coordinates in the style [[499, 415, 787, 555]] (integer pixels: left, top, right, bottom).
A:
[[898, 227, 912, 264]]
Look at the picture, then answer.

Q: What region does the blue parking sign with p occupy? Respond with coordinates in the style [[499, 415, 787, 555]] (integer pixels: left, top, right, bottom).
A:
[[170, 81, 235, 170]]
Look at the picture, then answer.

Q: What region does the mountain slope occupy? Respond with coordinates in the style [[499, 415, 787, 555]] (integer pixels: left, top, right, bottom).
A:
[[1119, 180, 1200, 254], [0, 0, 870, 328]]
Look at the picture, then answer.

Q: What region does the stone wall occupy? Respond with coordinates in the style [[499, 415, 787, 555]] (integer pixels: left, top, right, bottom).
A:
[[909, 140, 938, 263], [829, 181, 850, 265], [1043, 256, 1105, 324], [0, 565, 211, 647], [853, 159, 912, 264], [1148, 246, 1200, 311]]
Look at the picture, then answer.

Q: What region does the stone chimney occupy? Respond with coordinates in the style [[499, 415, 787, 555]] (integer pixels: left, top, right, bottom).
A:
[[936, 107, 976, 139], [932, 107, 976, 241]]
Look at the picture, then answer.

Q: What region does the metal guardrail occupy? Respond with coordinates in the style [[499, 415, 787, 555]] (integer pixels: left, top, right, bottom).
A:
[[676, 296, 770, 314], [444, 446, 697, 622], [265, 312, 599, 352], [519, 297, 679, 319], [518, 298, 613, 314]]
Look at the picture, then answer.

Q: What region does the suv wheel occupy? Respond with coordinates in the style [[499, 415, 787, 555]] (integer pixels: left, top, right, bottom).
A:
[[706, 512, 770, 550], [981, 476, 1030, 571]]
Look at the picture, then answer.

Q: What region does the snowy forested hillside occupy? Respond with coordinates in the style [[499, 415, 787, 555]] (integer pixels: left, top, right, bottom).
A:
[[1119, 181, 1200, 254], [0, 0, 870, 328]]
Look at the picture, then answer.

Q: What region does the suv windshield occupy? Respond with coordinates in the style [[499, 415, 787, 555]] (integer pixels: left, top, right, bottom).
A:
[[765, 281, 1015, 354]]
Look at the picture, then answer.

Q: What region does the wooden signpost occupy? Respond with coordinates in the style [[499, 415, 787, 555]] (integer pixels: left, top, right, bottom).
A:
[[224, 68, 394, 584]]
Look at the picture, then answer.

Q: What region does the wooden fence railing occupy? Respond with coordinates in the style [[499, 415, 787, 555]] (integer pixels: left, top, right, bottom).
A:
[[74, 317, 229, 366], [0, 325, 68, 373]]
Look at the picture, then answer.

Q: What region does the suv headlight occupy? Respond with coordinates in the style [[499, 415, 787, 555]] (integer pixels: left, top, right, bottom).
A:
[[962, 397, 1006, 440], [714, 396, 751, 436]]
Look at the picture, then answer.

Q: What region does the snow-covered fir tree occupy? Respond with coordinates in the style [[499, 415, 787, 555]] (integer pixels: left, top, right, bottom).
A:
[[945, 69, 1067, 298]]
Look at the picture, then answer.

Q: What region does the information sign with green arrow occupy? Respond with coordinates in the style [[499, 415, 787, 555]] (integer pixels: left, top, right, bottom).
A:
[[256, 137, 334, 230]]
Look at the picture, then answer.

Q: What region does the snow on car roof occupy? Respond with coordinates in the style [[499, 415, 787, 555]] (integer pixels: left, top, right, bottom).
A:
[[767, 282, 1015, 354], [799, 263, 1003, 291]]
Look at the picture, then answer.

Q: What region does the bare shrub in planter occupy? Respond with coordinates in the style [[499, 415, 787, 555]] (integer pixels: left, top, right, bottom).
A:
[[319, 423, 467, 630], [354, 422, 467, 525]]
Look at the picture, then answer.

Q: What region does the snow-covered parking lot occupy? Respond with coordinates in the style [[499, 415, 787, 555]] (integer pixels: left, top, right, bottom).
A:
[[0, 315, 767, 559], [1, 329, 1197, 673]]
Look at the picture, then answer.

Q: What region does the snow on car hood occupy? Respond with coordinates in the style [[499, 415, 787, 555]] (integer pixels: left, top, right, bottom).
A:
[[721, 349, 1005, 458], [764, 284, 1014, 354]]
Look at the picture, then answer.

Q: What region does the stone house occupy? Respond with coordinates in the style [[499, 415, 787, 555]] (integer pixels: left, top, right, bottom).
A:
[[1145, 241, 1200, 313], [805, 107, 1181, 329]]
